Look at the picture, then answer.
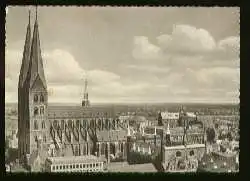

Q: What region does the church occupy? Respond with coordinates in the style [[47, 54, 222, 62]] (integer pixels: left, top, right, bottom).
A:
[[17, 9, 127, 171]]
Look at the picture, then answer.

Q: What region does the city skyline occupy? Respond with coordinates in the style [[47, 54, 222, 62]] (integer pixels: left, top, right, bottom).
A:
[[5, 6, 240, 104]]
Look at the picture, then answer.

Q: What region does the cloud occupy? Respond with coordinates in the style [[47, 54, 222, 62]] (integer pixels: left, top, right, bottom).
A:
[[157, 24, 216, 53], [132, 36, 161, 60]]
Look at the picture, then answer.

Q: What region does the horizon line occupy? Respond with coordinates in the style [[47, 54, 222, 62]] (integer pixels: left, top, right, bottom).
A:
[[5, 101, 239, 105]]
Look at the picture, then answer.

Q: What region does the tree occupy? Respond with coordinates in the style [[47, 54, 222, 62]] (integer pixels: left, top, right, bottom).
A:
[[206, 128, 216, 143]]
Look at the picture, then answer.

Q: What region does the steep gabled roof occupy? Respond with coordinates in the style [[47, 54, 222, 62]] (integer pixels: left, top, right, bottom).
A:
[[18, 10, 32, 88]]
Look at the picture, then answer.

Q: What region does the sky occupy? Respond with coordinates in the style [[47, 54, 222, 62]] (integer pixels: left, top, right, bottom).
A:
[[5, 6, 240, 104]]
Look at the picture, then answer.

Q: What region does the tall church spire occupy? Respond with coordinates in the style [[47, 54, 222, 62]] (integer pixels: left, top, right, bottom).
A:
[[82, 74, 90, 107], [28, 6, 47, 89], [18, 9, 32, 88]]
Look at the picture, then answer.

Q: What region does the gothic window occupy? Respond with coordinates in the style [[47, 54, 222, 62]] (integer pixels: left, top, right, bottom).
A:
[[61, 120, 65, 129], [40, 94, 44, 102], [112, 119, 116, 129], [34, 95, 38, 103], [34, 135, 38, 142], [34, 107, 39, 116], [105, 119, 109, 129], [43, 135, 46, 142], [34, 120, 38, 130], [40, 106, 44, 115], [76, 120, 80, 128], [176, 151, 182, 157], [190, 150, 194, 156], [42, 120, 46, 129], [53, 120, 58, 128], [98, 119, 102, 129], [68, 120, 73, 128], [82, 120, 86, 128]]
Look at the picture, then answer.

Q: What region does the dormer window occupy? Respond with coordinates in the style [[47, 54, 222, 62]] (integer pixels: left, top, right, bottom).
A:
[[34, 95, 38, 103], [34, 107, 39, 116]]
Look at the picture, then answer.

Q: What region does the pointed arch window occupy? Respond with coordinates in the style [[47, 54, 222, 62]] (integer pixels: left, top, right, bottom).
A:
[[43, 135, 46, 142], [34, 107, 39, 116], [68, 120, 73, 128], [34, 120, 38, 130], [40, 94, 44, 103], [112, 119, 116, 129], [40, 106, 44, 115], [53, 120, 58, 128], [98, 119, 102, 129], [42, 120, 46, 129], [34, 95, 38, 103], [76, 120, 80, 128], [61, 120, 65, 129]]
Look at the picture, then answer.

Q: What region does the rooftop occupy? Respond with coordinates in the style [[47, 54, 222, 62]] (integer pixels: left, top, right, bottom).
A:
[[107, 162, 157, 172], [164, 144, 205, 150], [46, 155, 106, 165], [96, 129, 127, 142], [48, 106, 116, 118]]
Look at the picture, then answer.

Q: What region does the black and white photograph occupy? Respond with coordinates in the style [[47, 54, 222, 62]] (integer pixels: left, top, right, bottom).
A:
[[5, 6, 239, 173]]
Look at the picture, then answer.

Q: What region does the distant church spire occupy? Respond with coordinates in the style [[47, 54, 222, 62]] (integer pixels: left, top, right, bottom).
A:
[[82, 73, 90, 107]]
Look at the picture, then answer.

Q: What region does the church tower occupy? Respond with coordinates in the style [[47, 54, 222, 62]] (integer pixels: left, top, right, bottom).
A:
[[82, 77, 90, 107], [18, 10, 32, 161], [18, 8, 48, 164]]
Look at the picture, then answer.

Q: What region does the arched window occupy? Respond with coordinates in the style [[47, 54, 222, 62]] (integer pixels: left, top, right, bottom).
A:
[[34, 95, 38, 103], [68, 120, 73, 128], [40, 94, 44, 102], [189, 150, 195, 156], [82, 120, 86, 128], [34, 120, 38, 130], [98, 119, 102, 129], [61, 120, 65, 129], [105, 119, 109, 129], [42, 120, 46, 129], [76, 120, 80, 128], [34, 135, 38, 142], [40, 106, 44, 115], [112, 119, 116, 129], [34, 107, 39, 116], [53, 120, 58, 128], [43, 135, 46, 142], [176, 151, 182, 157]]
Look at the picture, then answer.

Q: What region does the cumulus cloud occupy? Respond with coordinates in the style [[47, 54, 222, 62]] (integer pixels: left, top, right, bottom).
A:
[[157, 24, 217, 53], [132, 36, 161, 60]]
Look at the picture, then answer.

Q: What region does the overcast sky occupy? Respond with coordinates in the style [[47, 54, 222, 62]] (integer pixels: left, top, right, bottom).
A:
[[5, 6, 240, 104]]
